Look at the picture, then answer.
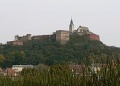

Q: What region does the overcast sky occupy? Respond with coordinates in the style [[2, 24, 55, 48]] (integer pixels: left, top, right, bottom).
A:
[[0, 0, 120, 47]]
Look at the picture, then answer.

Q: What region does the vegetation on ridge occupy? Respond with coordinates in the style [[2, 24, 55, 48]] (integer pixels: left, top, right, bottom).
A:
[[0, 34, 120, 68]]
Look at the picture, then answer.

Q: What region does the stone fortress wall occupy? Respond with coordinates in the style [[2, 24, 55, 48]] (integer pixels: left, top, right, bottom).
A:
[[7, 19, 100, 45]]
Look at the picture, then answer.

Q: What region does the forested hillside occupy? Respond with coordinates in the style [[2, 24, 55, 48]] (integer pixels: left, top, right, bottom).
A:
[[0, 34, 120, 68]]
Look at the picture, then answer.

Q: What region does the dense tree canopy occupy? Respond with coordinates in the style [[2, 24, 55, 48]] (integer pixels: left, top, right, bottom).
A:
[[0, 34, 120, 68]]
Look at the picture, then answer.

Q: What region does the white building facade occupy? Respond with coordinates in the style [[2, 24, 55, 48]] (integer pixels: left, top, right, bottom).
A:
[[12, 65, 33, 72]]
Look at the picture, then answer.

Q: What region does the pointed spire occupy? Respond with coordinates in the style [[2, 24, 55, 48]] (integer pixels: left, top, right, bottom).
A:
[[70, 17, 73, 25], [69, 17, 74, 33]]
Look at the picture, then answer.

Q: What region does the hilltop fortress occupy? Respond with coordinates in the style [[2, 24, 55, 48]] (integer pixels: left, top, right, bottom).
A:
[[7, 19, 100, 45]]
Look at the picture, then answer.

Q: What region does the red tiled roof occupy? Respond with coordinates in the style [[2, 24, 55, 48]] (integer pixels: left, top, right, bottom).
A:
[[69, 65, 85, 74], [0, 67, 4, 72], [5, 68, 15, 76]]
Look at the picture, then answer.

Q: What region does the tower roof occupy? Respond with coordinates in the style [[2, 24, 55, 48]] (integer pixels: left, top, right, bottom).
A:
[[70, 18, 74, 25]]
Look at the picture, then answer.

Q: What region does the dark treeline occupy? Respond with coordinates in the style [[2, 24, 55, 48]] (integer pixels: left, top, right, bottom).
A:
[[0, 34, 120, 68]]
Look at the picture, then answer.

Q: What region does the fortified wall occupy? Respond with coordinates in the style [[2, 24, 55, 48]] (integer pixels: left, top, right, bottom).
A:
[[55, 30, 69, 45], [7, 19, 100, 45]]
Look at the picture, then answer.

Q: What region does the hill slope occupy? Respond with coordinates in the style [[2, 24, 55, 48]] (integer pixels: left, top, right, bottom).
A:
[[0, 34, 120, 68]]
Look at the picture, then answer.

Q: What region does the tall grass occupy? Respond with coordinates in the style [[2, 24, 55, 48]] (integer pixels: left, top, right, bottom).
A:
[[0, 60, 120, 86]]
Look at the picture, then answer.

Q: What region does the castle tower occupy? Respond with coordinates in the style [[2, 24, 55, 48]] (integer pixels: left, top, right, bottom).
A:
[[26, 34, 31, 40], [56, 30, 69, 45], [15, 35, 19, 41], [69, 18, 74, 33]]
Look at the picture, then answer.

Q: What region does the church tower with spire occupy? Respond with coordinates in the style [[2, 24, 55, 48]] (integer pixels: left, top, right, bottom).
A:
[[69, 18, 74, 33]]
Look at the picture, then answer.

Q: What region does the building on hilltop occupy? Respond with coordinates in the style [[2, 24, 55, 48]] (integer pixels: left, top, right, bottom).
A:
[[15, 34, 31, 42], [69, 19, 100, 41], [69, 18, 74, 33], [32, 35, 51, 41], [7, 41, 23, 46], [55, 19, 100, 44], [7, 34, 31, 46], [74, 26, 92, 35], [7, 19, 100, 45], [88, 34, 100, 41], [55, 30, 69, 45]]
